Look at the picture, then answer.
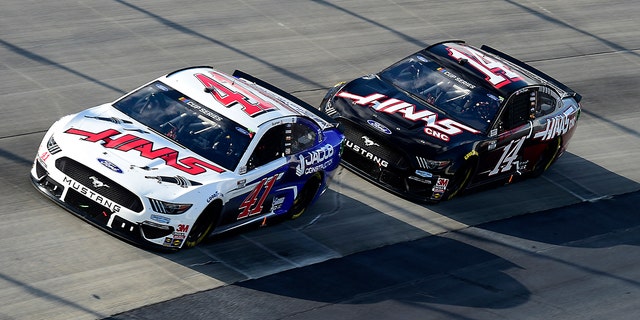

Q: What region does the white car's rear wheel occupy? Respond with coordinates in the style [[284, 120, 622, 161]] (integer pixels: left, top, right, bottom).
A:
[[287, 173, 322, 219]]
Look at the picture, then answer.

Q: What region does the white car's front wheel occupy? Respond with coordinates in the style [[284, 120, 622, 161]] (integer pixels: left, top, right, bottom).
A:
[[184, 201, 221, 248]]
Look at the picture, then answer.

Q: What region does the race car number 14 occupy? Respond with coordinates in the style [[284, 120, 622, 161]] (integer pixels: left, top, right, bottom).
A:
[[489, 137, 526, 176]]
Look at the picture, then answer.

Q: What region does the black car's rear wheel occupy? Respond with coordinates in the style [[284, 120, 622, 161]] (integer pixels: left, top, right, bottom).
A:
[[287, 173, 322, 219], [531, 137, 561, 178]]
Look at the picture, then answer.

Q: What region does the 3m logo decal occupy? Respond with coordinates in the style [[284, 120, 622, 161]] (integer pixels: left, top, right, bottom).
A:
[[64, 128, 224, 175], [195, 71, 276, 117], [433, 178, 449, 192]]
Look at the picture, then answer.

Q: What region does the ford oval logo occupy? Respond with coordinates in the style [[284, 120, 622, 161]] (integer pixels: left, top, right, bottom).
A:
[[367, 120, 392, 135], [97, 158, 123, 173]]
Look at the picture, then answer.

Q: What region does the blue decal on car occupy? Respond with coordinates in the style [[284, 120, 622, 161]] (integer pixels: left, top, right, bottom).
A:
[[97, 158, 123, 173], [367, 120, 392, 134]]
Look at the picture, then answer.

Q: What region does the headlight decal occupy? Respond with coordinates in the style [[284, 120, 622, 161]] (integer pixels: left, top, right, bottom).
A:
[[47, 135, 62, 154], [416, 156, 450, 170], [149, 198, 192, 215]]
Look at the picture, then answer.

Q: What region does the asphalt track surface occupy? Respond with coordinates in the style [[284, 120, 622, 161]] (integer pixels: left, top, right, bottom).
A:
[[110, 191, 640, 320], [0, 0, 639, 319]]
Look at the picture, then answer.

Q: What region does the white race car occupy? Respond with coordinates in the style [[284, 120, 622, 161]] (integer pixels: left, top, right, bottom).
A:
[[31, 67, 344, 250]]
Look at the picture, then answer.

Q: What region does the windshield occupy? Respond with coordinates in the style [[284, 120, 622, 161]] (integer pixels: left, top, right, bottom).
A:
[[379, 54, 502, 132], [113, 81, 253, 170]]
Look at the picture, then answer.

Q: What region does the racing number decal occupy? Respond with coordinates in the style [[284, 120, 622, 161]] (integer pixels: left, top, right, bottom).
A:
[[195, 71, 276, 117], [237, 174, 278, 219], [448, 47, 522, 88], [39, 151, 50, 162], [489, 137, 526, 176]]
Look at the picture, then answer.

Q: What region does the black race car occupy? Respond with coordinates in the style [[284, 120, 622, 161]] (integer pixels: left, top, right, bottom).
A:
[[320, 40, 581, 202]]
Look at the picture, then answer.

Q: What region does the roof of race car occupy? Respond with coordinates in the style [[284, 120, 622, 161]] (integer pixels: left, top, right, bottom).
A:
[[423, 41, 544, 97], [157, 66, 307, 131]]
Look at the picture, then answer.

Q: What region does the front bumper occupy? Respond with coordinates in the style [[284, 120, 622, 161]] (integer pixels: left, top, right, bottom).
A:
[[31, 157, 181, 252], [338, 122, 449, 202], [338, 155, 448, 203]]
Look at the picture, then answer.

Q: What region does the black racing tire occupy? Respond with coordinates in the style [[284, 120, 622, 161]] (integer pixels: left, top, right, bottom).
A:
[[287, 173, 322, 220], [184, 201, 221, 248], [444, 160, 475, 201], [530, 137, 561, 178]]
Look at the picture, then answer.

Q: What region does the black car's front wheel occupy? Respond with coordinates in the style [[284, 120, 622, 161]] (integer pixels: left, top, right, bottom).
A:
[[444, 161, 475, 201]]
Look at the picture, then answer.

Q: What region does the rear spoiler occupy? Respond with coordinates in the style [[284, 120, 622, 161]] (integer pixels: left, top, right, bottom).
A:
[[426, 39, 466, 49], [232, 70, 341, 128], [480, 45, 582, 103]]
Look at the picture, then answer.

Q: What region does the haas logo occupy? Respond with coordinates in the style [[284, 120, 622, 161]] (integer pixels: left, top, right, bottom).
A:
[[65, 128, 224, 175]]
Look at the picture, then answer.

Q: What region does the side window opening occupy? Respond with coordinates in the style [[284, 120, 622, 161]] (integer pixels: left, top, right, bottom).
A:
[[288, 122, 317, 155], [534, 91, 557, 118], [501, 90, 531, 131], [247, 125, 286, 171]]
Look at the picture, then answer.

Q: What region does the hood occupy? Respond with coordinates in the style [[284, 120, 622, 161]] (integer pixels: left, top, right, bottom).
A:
[[332, 76, 481, 156], [53, 104, 228, 198]]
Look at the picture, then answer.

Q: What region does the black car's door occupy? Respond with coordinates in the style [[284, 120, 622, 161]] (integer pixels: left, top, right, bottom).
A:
[[477, 87, 536, 181], [477, 86, 566, 182]]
